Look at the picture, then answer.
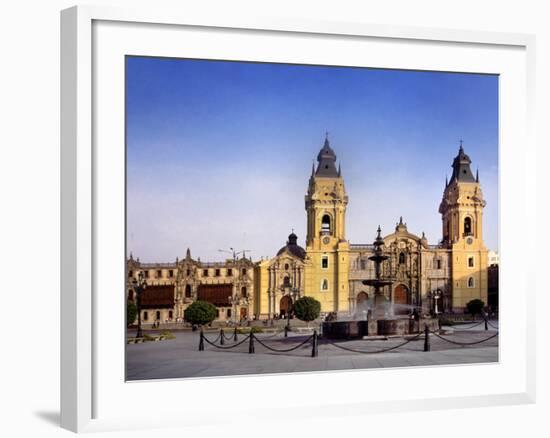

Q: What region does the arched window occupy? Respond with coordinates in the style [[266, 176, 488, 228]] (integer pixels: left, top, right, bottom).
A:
[[399, 252, 405, 265], [464, 216, 472, 235], [156, 311, 161, 321], [283, 276, 291, 287], [143, 311, 148, 321], [241, 287, 247, 298], [322, 279, 329, 291], [168, 310, 173, 320], [467, 277, 474, 288], [321, 214, 331, 234], [185, 284, 192, 298]]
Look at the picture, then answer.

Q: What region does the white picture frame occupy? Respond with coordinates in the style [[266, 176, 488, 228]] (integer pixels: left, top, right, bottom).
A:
[[61, 5, 536, 433]]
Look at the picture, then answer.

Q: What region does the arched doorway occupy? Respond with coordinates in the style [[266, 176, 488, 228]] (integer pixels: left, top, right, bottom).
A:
[[279, 295, 293, 318], [393, 284, 409, 314], [356, 292, 368, 308]]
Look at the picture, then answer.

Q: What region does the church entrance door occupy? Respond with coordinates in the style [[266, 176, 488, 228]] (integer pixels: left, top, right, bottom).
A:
[[279, 295, 292, 318], [393, 284, 409, 314]]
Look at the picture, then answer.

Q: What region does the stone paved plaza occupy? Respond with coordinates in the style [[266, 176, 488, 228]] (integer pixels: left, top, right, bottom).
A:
[[126, 322, 499, 380]]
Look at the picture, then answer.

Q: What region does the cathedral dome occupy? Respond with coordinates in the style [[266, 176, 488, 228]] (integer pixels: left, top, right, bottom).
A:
[[277, 232, 306, 259]]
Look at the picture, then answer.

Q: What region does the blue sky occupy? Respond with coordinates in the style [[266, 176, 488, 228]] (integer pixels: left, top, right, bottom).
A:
[[126, 56, 498, 262]]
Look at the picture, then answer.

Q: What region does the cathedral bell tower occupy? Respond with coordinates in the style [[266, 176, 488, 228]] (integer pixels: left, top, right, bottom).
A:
[[304, 134, 350, 314], [305, 135, 348, 247], [439, 142, 488, 312]]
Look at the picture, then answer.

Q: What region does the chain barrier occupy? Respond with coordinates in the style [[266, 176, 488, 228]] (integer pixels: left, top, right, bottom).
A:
[[487, 320, 499, 330], [200, 326, 497, 355], [206, 332, 222, 344], [429, 329, 498, 346], [253, 334, 314, 353], [320, 332, 422, 354], [222, 332, 235, 341], [203, 333, 251, 350]]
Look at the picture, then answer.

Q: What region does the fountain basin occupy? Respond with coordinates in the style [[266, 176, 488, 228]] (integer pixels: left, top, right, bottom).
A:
[[321, 320, 368, 339], [322, 317, 439, 338]]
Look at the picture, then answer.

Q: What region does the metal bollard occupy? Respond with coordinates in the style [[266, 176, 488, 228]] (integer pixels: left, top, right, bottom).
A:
[[234, 327, 238, 341], [199, 329, 205, 351], [423, 324, 430, 352], [220, 329, 225, 345], [311, 330, 318, 357], [248, 333, 255, 354], [484, 317, 488, 331], [284, 325, 288, 338]]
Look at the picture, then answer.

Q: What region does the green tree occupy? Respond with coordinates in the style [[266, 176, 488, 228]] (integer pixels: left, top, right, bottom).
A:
[[184, 300, 217, 326], [466, 299, 485, 317], [127, 300, 137, 326], [293, 296, 321, 325]]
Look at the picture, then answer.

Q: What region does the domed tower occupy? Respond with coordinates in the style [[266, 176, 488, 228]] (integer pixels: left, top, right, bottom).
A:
[[304, 134, 350, 314], [439, 142, 488, 312]]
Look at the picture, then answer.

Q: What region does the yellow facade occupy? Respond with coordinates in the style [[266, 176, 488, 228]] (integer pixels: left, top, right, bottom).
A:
[[303, 172, 350, 312], [253, 138, 490, 317], [439, 145, 488, 310], [129, 138, 492, 320]]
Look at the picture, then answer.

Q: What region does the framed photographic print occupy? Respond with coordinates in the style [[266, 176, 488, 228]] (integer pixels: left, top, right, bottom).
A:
[[61, 5, 536, 433]]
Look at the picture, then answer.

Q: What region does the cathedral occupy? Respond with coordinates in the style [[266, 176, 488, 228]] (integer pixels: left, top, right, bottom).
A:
[[127, 136, 489, 324]]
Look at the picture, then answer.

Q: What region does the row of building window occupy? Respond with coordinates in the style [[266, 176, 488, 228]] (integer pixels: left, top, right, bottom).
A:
[[132, 256, 474, 280], [142, 310, 173, 321], [129, 268, 248, 279], [128, 269, 175, 279], [199, 268, 247, 277], [143, 307, 242, 321]]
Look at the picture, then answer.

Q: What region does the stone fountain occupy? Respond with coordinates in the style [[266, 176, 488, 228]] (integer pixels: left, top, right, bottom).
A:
[[322, 226, 439, 339], [361, 226, 394, 321]]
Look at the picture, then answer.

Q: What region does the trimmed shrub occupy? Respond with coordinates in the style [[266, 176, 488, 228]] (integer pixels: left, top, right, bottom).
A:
[[184, 301, 217, 326], [466, 299, 485, 317], [293, 296, 321, 323], [127, 301, 137, 326]]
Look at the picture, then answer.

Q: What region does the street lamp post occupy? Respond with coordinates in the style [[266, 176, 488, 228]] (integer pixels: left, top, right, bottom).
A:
[[228, 295, 238, 324], [132, 271, 147, 338], [433, 290, 442, 314], [286, 287, 299, 331]]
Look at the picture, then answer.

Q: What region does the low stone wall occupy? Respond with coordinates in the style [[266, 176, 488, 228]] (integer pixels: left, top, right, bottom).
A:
[[322, 320, 368, 339], [322, 317, 439, 338]]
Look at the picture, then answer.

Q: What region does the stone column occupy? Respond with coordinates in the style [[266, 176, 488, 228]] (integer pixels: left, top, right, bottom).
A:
[[298, 267, 303, 297]]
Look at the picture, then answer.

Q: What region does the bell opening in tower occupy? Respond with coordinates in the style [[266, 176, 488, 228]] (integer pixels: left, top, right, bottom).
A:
[[321, 214, 331, 235]]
